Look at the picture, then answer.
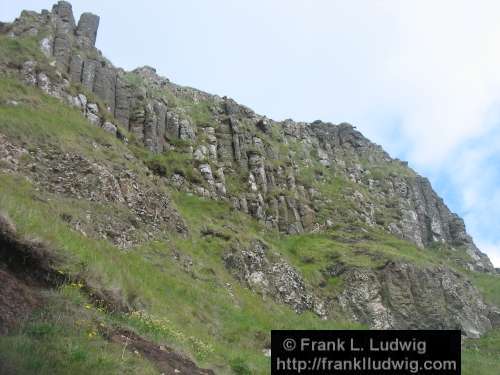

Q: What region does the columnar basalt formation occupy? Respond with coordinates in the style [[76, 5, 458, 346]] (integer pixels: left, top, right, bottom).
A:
[[1, 1, 494, 276], [1, 2, 499, 346], [76, 12, 99, 48]]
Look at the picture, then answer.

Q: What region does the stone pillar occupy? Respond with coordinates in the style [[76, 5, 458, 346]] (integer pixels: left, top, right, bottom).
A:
[[76, 12, 100, 48], [52, 1, 76, 71]]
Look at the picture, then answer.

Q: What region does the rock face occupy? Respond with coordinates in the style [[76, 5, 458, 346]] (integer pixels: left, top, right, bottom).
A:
[[0, 135, 187, 248], [222, 242, 497, 337], [76, 12, 99, 48], [0, 1, 497, 338], [338, 262, 493, 337], [223, 241, 326, 317], [1, 1, 494, 273]]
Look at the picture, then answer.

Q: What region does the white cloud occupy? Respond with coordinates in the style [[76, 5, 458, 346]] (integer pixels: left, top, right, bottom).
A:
[[339, 1, 500, 266], [379, 0, 500, 167]]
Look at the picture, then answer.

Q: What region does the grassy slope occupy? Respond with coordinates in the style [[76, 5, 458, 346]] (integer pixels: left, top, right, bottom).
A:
[[0, 52, 499, 373], [462, 328, 500, 375], [0, 287, 158, 375], [0, 78, 360, 374], [462, 272, 500, 374]]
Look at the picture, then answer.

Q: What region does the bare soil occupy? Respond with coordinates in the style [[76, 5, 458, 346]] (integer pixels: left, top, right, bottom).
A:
[[0, 267, 42, 335], [104, 328, 215, 375]]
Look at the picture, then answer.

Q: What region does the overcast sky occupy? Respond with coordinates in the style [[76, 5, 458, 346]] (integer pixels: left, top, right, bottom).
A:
[[3, 1, 500, 267]]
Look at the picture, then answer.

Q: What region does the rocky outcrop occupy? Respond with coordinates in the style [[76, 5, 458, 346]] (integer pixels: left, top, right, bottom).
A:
[[223, 242, 496, 337], [381, 174, 493, 272], [52, 1, 76, 70], [1, 2, 499, 351], [338, 261, 494, 337], [0, 1, 494, 273], [0, 135, 186, 248], [76, 12, 99, 48], [223, 240, 326, 317]]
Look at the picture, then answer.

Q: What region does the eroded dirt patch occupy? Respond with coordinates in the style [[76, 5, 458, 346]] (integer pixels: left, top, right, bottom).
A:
[[104, 328, 215, 375], [0, 267, 42, 335], [0, 216, 64, 286], [0, 213, 63, 334]]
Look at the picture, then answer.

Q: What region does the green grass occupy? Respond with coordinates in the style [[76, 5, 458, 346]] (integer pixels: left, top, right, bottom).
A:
[[0, 35, 63, 84], [264, 225, 466, 298], [0, 78, 134, 166], [360, 157, 416, 181], [462, 328, 500, 375], [0, 171, 361, 374], [121, 71, 144, 89], [224, 170, 249, 195], [0, 287, 158, 375], [469, 272, 500, 308], [1, 66, 500, 374], [143, 151, 203, 183], [0, 75, 362, 374], [0, 35, 45, 68], [185, 99, 216, 127]]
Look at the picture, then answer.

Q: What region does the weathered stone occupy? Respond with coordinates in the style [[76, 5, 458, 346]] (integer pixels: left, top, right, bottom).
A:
[[81, 59, 99, 91], [152, 101, 167, 151], [215, 121, 234, 162], [392, 176, 494, 272], [102, 122, 117, 135], [338, 262, 493, 337], [0, 141, 187, 248], [223, 241, 324, 316], [2, 3, 498, 345], [86, 112, 101, 126], [256, 118, 270, 133], [299, 203, 315, 230], [68, 54, 83, 83], [76, 12, 99, 48], [40, 37, 52, 57], [52, 33, 72, 71], [52, 1, 76, 29], [165, 111, 180, 140], [77, 94, 88, 112], [194, 146, 208, 161], [223, 97, 241, 116], [129, 104, 146, 141], [179, 119, 195, 141], [36, 72, 52, 95], [52, 1, 76, 71], [93, 64, 116, 112], [199, 164, 214, 185], [248, 152, 267, 194], [143, 102, 157, 151], [86, 102, 100, 125], [87, 103, 99, 114], [21, 61, 37, 86], [113, 76, 131, 127]]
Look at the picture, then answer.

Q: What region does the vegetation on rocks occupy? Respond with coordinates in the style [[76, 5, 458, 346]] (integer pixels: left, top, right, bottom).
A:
[[1, 2, 499, 374]]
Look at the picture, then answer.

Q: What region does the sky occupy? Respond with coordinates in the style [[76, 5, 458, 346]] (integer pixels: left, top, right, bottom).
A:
[[2, 1, 500, 267]]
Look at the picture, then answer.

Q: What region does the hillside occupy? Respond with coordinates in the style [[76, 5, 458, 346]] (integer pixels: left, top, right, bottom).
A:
[[0, 2, 499, 374]]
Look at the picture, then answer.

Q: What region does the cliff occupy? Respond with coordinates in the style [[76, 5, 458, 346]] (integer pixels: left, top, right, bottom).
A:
[[1, 2, 500, 374], [3, 1, 493, 272]]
